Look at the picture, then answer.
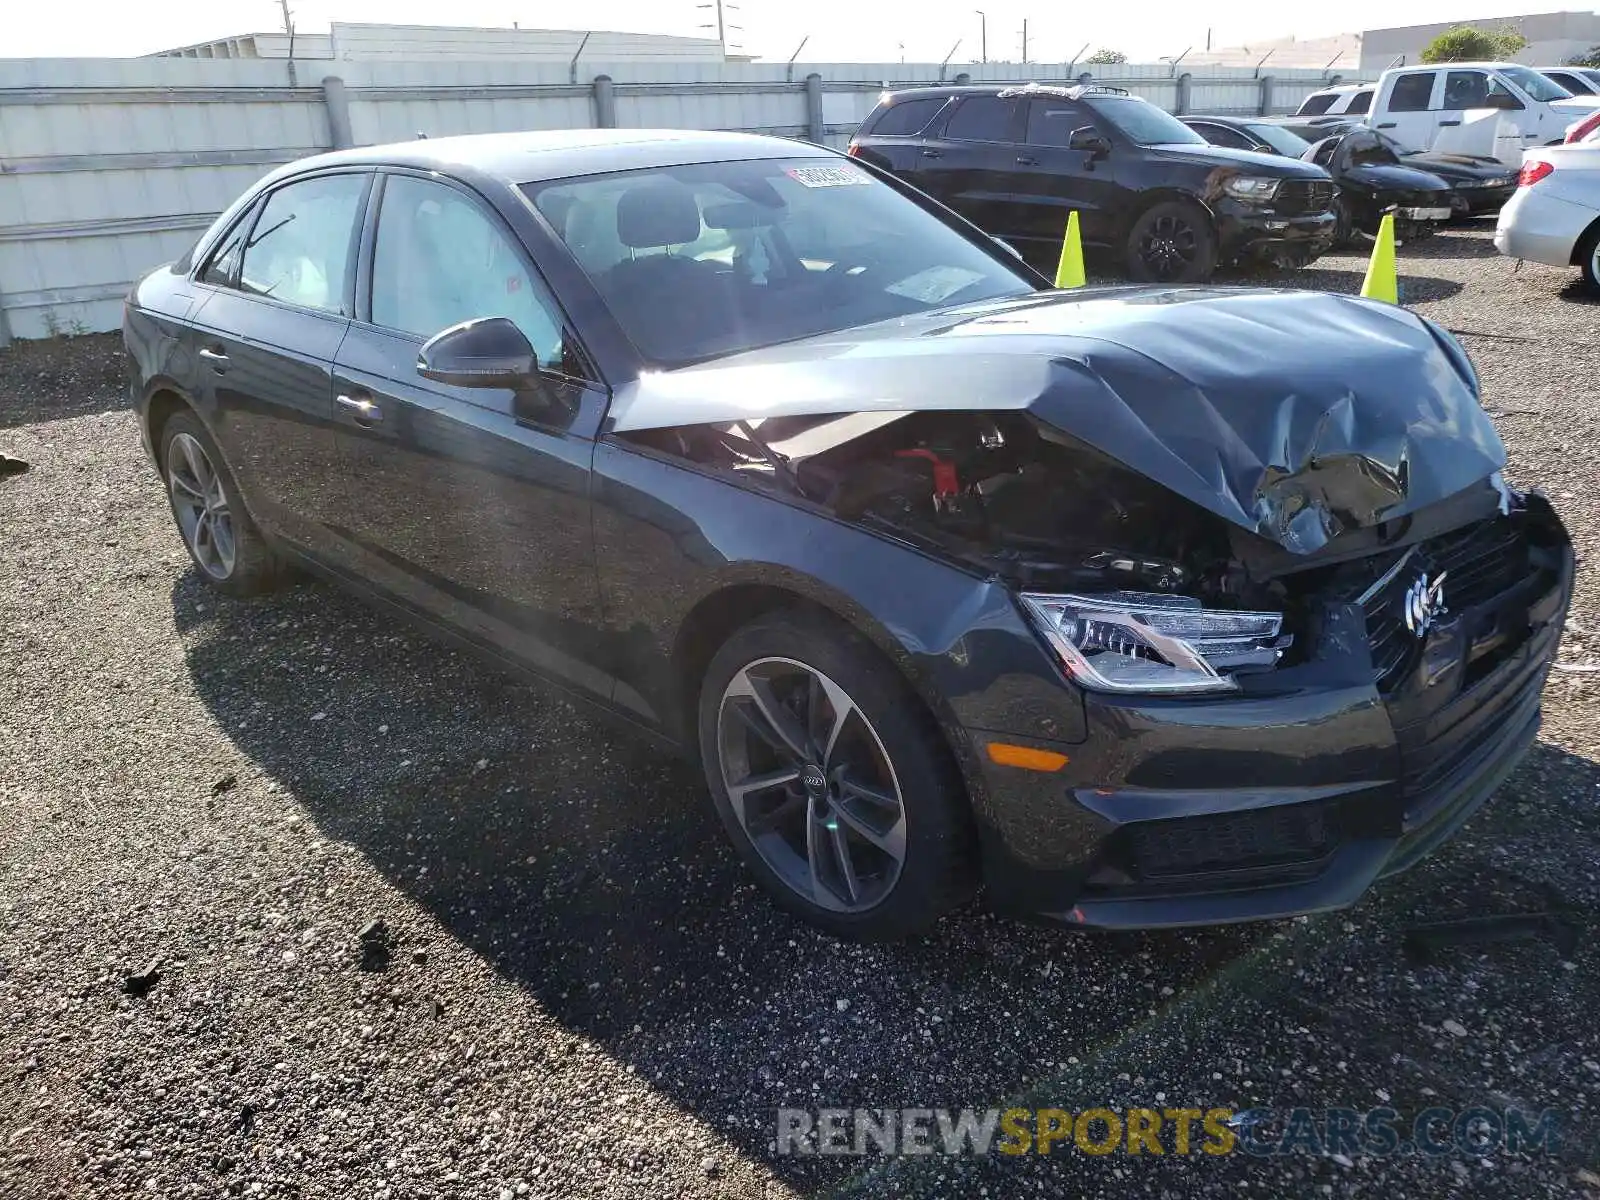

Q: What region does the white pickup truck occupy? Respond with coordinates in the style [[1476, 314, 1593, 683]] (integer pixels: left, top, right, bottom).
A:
[[1367, 62, 1600, 166]]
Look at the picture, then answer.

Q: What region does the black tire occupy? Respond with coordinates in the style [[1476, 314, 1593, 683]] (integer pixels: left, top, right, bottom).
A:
[[1124, 199, 1217, 283], [697, 608, 977, 940], [1578, 221, 1600, 295], [159, 410, 288, 597], [1331, 195, 1356, 249]]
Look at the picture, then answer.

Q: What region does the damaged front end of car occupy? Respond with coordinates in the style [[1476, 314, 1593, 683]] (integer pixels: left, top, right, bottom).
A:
[[609, 287, 1574, 925]]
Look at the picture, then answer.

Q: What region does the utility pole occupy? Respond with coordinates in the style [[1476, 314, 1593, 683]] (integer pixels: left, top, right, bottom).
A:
[[1020, 18, 1028, 63], [974, 10, 987, 63], [697, 0, 741, 52]]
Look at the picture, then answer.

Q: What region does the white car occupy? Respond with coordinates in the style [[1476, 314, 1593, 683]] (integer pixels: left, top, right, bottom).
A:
[[1542, 66, 1600, 97], [1295, 83, 1375, 117], [1494, 143, 1600, 291]]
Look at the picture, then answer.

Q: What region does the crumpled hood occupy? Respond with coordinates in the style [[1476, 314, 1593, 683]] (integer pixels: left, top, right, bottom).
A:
[[1344, 163, 1455, 194], [608, 287, 1507, 556]]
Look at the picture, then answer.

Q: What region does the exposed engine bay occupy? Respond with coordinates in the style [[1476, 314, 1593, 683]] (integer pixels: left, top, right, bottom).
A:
[[624, 410, 1281, 609]]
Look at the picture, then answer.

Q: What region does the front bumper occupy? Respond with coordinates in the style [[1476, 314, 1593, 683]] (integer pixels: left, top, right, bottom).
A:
[[1217, 204, 1338, 263], [1450, 184, 1517, 216], [969, 502, 1573, 929], [1395, 205, 1454, 222]]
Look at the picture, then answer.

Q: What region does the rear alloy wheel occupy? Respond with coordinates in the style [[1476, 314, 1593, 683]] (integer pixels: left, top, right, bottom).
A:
[[1579, 222, 1600, 295], [161, 410, 287, 596], [1125, 199, 1217, 283], [699, 610, 975, 940]]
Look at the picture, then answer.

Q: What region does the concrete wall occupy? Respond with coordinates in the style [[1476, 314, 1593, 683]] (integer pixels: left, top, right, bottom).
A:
[[0, 55, 1341, 343], [1360, 10, 1600, 73]]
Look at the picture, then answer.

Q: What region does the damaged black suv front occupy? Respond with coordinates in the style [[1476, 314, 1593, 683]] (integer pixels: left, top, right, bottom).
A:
[[612, 287, 1572, 930]]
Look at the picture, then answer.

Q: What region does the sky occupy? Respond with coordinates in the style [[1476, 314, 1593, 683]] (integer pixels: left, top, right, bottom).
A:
[[3, 0, 1572, 62]]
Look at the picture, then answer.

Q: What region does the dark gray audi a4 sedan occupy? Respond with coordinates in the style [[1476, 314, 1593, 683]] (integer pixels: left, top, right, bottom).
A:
[[124, 129, 1572, 940]]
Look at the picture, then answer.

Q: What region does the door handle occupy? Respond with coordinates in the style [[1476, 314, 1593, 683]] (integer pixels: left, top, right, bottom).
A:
[[197, 346, 229, 372], [336, 393, 383, 423], [921, 148, 943, 158], [1439, 119, 1462, 126], [1015, 154, 1039, 165], [1376, 122, 1397, 129]]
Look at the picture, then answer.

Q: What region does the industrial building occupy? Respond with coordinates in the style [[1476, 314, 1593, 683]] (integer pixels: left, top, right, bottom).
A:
[[1359, 10, 1600, 72], [153, 21, 739, 64]]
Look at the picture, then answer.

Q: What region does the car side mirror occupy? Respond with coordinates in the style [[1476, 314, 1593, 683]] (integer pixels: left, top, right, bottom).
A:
[[418, 317, 537, 387], [1067, 126, 1112, 158], [1486, 91, 1523, 111]]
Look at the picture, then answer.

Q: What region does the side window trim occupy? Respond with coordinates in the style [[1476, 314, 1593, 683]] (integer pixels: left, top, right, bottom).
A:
[[358, 167, 603, 387], [198, 168, 374, 318], [195, 195, 265, 288]]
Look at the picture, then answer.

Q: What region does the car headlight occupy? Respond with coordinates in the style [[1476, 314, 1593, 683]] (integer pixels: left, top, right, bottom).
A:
[[1019, 591, 1288, 695], [1222, 175, 1282, 202]]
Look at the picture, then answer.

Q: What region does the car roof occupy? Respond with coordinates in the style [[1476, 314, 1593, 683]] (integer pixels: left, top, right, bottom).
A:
[[880, 83, 1140, 103], [267, 128, 832, 187]]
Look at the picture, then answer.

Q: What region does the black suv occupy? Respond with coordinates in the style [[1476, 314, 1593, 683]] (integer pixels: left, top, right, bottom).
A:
[[850, 84, 1338, 281]]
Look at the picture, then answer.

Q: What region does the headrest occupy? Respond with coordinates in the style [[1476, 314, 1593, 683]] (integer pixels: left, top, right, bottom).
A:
[[616, 183, 702, 249]]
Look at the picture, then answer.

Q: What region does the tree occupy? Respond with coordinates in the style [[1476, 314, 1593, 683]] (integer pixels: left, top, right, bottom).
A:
[[1568, 45, 1600, 68], [1419, 25, 1528, 64], [1084, 48, 1127, 66]]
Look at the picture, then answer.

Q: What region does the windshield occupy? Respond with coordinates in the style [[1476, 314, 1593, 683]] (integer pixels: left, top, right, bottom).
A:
[[1502, 65, 1572, 102], [1344, 131, 1402, 167], [1086, 96, 1206, 146], [525, 158, 1035, 367], [1243, 123, 1311, 156]]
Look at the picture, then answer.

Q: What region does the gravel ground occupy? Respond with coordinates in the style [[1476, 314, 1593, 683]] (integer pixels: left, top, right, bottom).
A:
[[2, 223, 1598, 1200]]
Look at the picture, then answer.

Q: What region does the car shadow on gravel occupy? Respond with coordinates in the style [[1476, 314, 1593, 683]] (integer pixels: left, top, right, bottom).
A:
[[170, 570, 1283, 1192]]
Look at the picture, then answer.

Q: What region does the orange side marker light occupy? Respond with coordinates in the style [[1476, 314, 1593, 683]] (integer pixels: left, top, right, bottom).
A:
[[985, 742, 1069, 772]]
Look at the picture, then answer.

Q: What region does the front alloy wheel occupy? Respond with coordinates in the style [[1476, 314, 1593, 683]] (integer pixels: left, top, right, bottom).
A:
[[1125, 199, 1217, 283], [717, 658, 906, 913], [698, 610, 976, 940]]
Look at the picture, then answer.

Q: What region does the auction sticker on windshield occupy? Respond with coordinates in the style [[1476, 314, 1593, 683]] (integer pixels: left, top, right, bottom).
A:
[[786, 164, 873, 187]]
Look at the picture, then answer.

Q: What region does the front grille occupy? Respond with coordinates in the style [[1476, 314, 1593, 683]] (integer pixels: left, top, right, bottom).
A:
[[1122, 803, 1335, 881], [1360, 517, 1537, 689], [1276, 180, 1335, 215]]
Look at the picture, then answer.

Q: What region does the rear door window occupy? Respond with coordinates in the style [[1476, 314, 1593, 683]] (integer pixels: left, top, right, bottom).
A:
[[237, 174, 368, 315], [1388, 72, 1437, 112], [1345, 88, 1373, 115], [869, 97, 946, 136], [943, 96, 1020, 142]]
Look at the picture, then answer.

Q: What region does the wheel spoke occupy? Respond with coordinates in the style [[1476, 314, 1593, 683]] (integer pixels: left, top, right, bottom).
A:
[[181, 436, 209, 493], [832, 791, 906, 860], [170, 473, 205, 504], [828, 818, 861, 904], [212, 515, 236, 571], [811, 673, 857, 769], [839, 775, 899, 810], [726, 671, 810, 764], [726, 767, 801, 818]]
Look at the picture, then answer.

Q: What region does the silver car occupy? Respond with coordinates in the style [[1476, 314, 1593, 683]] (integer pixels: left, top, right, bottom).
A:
[[1494, 143, 1600, 292]]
